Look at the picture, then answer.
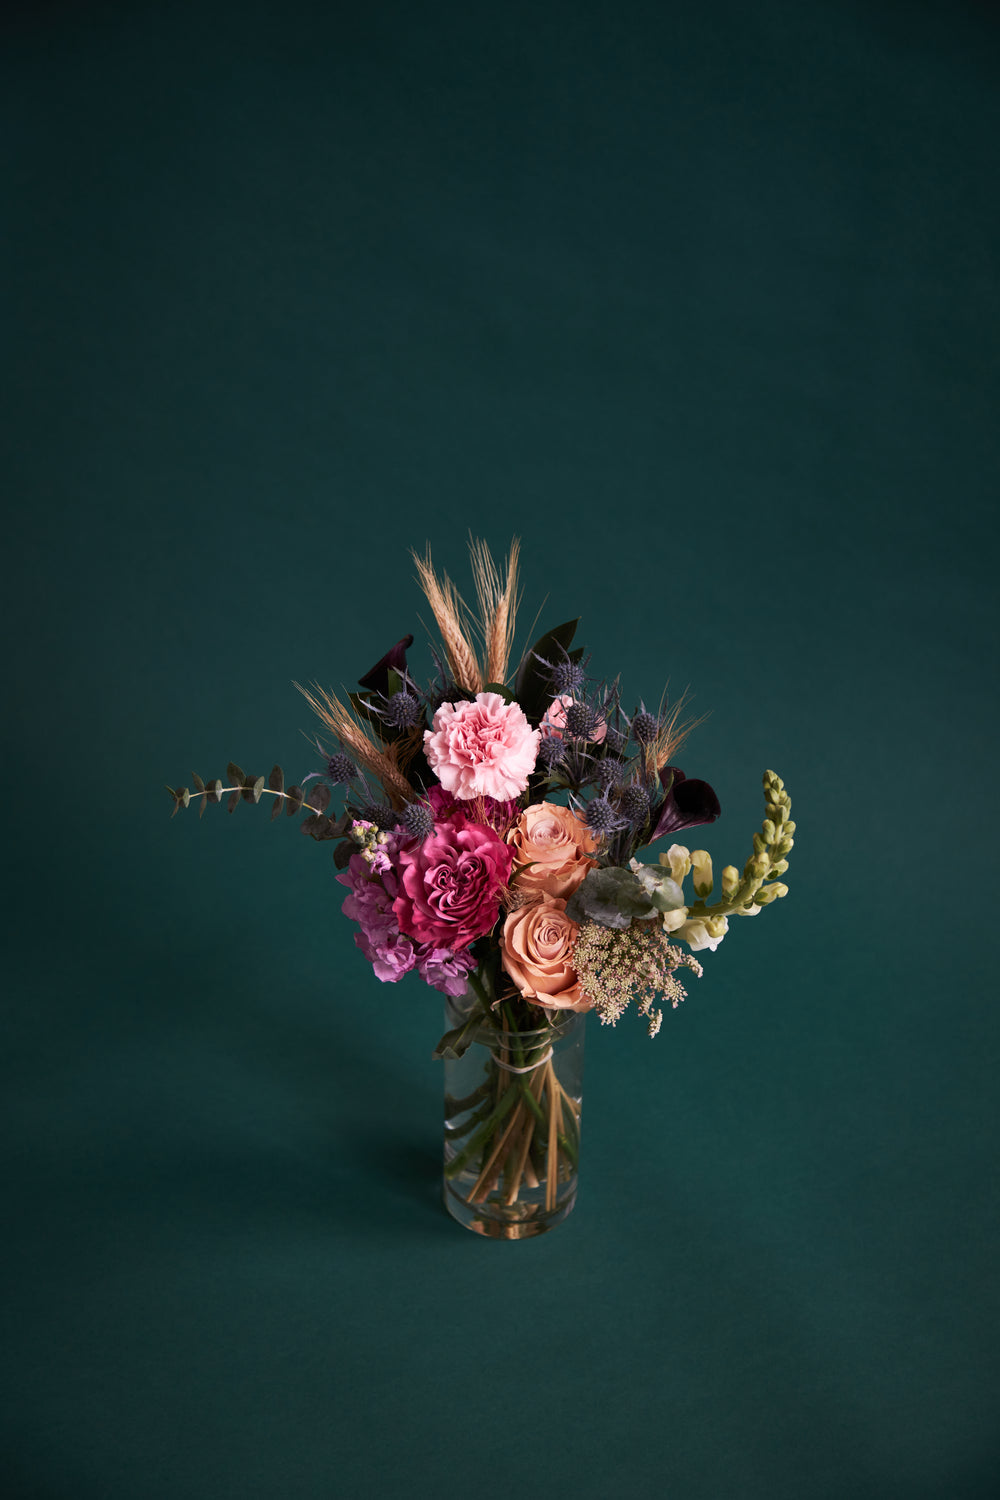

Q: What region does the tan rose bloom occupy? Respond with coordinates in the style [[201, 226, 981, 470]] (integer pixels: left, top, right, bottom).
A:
[[507, 801, 597, 899], [501, 895, 592, 1013]]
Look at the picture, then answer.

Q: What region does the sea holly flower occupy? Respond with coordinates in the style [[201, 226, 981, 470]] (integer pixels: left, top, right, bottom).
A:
[[540, 694, 607, 744], [424, 692, 540, 801]]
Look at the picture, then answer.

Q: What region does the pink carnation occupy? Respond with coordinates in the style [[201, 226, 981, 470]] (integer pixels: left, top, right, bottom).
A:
[[394, 810, 514, 949], [424, 692, 540, 802]]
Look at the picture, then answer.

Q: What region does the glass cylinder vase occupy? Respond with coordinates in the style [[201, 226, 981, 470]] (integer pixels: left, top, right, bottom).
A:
[[442, 990, 585, 1239]]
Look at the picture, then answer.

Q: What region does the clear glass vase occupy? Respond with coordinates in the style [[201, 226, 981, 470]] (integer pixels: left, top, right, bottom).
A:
[[442, 990, 585, 1239]]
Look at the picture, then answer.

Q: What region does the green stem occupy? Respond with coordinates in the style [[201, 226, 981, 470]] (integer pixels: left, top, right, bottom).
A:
[[443, 1084, 519, 1180]]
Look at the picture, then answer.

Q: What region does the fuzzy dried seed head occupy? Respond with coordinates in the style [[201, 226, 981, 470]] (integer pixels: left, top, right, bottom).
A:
[[618, 783, 650, 825], [363, 803, 399, 831], [386, 691, 420, 728], [631, 711, 658, 745], [327, 753, 357, 784], [401, 801, 435, 840]]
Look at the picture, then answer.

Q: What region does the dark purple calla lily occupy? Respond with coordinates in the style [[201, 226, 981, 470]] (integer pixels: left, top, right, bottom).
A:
[[648, 766, 721, 843], [358, 634, 414, 694]]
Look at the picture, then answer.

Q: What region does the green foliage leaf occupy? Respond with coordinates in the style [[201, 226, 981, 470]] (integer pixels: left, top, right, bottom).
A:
[[432, 1006, 488, 1061], [565, 865, 657, 929], [481, 681, 514, 702], [514, 618, 580, 723]]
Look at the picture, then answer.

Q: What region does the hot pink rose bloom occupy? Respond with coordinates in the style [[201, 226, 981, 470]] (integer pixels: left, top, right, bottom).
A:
[[540, 694, 607, 743], [394, 810, 514, 949], [424, 692, 540, 801]]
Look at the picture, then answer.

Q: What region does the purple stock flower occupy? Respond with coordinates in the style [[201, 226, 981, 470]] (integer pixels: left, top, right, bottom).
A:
[[648, 766, 721, 844], [336, 830, 477, 995]]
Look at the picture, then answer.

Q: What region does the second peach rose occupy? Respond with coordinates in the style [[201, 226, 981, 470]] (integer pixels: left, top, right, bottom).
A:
[[501, 895, 592, 1012]]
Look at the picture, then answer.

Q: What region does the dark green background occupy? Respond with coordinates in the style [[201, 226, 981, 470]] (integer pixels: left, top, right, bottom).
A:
[[4, 1, 998, 1495]]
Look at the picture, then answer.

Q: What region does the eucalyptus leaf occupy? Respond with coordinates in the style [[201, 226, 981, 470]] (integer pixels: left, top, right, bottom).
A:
[[252, 776, 265, 804], [306, 783, 331, 814], [227, 762, 245, 786], [268, 765, 284, 793], [285, 786, 304, 816], [565, 865, 657, 929], [227, 790, 240, 814]]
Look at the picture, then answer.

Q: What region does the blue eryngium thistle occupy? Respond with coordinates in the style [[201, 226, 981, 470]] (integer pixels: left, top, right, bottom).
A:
[[585, 795, 626, 836], [631, 710, 658, 745], [401, 801, 435, 841], [537, 734, 565, 769], [385, 690, 421, 728], [618, 783, 650, 826], [564, 701, 598, 737], [363, 803, 398, 831], [596, 758, 626, 790], [327, 752, 357, 784], [548, 657, 586, 695]]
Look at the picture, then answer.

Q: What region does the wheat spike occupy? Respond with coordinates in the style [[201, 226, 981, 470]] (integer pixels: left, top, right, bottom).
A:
[[411, 548, 482, 694], [647, 691, 706, 779], [294, 682, 416, 808], [471, 536, 521, 686]]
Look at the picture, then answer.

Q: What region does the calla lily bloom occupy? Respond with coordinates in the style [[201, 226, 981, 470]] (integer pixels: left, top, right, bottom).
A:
[[358, 634, 415, 694], [648, 766, 721, 844]]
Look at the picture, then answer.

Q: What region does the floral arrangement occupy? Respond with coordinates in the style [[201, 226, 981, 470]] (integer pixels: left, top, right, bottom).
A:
[[168, 540, 794, 1236]]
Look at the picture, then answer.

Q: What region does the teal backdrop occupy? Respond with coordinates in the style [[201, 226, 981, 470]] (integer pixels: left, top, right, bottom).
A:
[[3, 1, 998, 1496]]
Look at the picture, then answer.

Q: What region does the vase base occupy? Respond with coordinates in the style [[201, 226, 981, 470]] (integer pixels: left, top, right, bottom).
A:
[[442, 1177, 577, 1239]]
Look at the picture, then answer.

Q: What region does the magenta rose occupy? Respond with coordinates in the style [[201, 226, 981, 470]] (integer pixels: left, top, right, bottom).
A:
[[424, 692, 540, 801], [394, 811, 514, 948]]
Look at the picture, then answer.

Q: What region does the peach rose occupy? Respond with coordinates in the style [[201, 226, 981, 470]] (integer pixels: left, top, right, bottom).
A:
[[507, 801, 598, 899], [501, 895, 592, 1012]]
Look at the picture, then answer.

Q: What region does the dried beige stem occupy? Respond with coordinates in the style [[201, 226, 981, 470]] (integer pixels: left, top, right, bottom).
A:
[[411, 547, 482, 694], [470, 536, 521, 686], [294, 681, 416, 808]]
